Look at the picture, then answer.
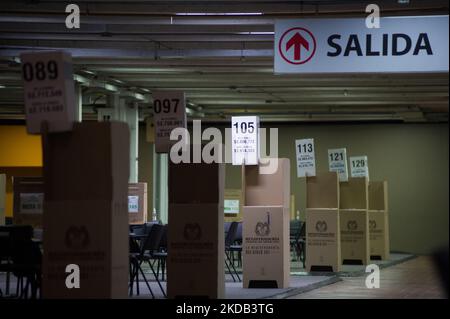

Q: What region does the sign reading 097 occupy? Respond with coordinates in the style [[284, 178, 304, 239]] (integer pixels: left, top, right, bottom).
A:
[[152, 91, 187, 154]]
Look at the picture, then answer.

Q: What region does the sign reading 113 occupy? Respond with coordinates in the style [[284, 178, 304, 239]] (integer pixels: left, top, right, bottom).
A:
[[297, 142, 313, 153]]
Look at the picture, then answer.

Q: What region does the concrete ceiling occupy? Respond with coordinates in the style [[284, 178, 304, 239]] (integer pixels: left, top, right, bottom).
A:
[[0, 0, 448, 123]]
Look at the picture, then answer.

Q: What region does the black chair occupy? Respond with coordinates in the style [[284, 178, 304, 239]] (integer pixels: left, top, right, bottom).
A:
[[229, 222, 242, 268], [290, 221, 306, 268], [224, 221, 241, 282], [129, 224, 166, 298], [153, 224, 168, 281], [0, 225, 41, 299]]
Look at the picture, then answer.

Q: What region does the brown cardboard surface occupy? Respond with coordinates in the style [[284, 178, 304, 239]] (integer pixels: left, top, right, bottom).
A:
[[340, 209, 370, 265], [0, 174, 5, 225], [128, 182, 148, 225], [43, 122, 129, 201], [13, 176, 44, 228], [42, 122, 129, 298], [244, 158, 290, 207], [339, 177, 369, 210], [306, 172, 339, 209], [43, 200, 128, 298], [167, 203, 224, 298], [369, 210, 390, 260], [306, 208, 341, 272], [369, 181, 388, 211], [242, 206, 290, 288], [169, 162, 224, 204]]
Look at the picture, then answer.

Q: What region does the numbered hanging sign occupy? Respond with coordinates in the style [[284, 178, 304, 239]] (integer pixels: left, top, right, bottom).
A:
[[152, 91, 187, 153], [295, 138, 316, 177], [231, 116, 260, 165], [328, 148, 349, 182], [21, 51, 76, 134], [128, 195, 139, 213], [350, 156, 369, 179]]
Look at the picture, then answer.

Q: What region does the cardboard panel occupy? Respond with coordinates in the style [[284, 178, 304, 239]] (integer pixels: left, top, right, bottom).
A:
[[13, 176, 44, 228], [128, 182, 148, 225], [306, 208, 341, 272], [369, 210, 390, 260], [43, 122, 129, 201], [242, 206, 290, 288], [339, 177, 369, 210], [42, 122, 129, 298], [244, 158, 290, 207], [340, 209, 370, 265], [306, 172, 339, 209], [169, 162, 224, 204], [369, 181, 388, 211], [0, 174, 5, 225], [167, 203, 224, 298], [43, 200, 128, 298]]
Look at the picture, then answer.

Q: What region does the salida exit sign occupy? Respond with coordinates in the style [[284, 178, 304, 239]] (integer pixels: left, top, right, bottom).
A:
[[274, 15, 449, 73]]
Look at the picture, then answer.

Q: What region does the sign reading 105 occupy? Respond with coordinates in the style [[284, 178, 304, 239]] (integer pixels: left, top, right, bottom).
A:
[[233, 120, 255, 134], [153, 98, 180, 114], [22, 60, 58, 82]]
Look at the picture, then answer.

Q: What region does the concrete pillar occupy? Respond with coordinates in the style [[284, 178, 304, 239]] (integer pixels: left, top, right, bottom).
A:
[[74, 83, 82, 122]]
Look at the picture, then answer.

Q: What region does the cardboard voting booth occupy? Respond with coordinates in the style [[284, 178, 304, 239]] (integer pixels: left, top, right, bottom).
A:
[[306, 172, 341, 272], [167, 162, 225, 299], [42, 122, 130, 298], [13, 176, 44, 228], [339, 177, 369, 265], [0, 174, 5, 225], [369, 181, 389, 260], [128, 182, 148, 225], [242, 158, 290, 288]]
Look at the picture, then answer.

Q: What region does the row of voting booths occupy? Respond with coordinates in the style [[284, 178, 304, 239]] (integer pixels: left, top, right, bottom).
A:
[[305, 172, 389, 272], [8, 177, 149, 229]]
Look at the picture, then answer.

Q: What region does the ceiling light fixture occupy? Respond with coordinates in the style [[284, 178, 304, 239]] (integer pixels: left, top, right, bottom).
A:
[[175, 12, 263, 16]]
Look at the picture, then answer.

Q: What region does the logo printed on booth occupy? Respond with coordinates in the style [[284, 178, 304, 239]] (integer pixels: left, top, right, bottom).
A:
[[369, 220, 377, 230], [347, 220, 358, 231], [183, 223, 202, 240], [315, 220, 327, 232], [278, 27, 317, 65], [255, 212, 271, 236]]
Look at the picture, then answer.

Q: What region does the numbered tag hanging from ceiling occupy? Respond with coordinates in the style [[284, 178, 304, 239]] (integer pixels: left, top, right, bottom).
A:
[[350, 155, 369, 179], [231, 116, 260, 165], [328, 148, 349, 182], [21, 51, 76, 134], [295, 138, 316, 177], [152, 91, 187, 153]]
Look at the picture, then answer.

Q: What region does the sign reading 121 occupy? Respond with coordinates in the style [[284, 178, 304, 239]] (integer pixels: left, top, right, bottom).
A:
[[328, 148, 349, 181]]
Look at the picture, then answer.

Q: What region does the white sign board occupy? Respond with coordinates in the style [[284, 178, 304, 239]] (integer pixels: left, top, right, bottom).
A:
[[224, 199, 239, 215], [153, 91, 187, 153], [231, 116, 260, 165], [21, 51, 76, 134], [128, 195, 139, 213], [295, 138, 316, 177], [19, 193, 44, 214], [328, 148, 349, 182], [275, 16, 449, 74], [350, 156, 369, 179]]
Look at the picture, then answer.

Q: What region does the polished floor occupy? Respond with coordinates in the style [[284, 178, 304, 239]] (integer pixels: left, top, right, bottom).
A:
[[289, 256, 447, 299]]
